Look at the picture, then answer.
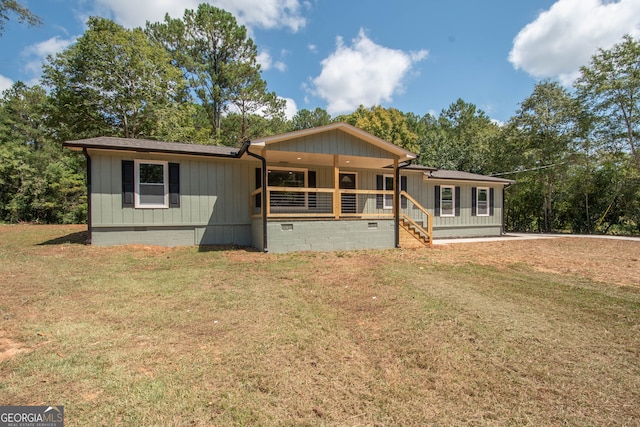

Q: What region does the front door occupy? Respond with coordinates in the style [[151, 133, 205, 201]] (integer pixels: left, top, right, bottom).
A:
[[339, 172, 356, 214]]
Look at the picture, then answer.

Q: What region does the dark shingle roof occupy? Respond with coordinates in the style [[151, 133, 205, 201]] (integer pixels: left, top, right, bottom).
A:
[[426, 169, 514, 184], [63, 136, 239, 157], [64, 137, 515, 184], [403, 164, 514, 184]]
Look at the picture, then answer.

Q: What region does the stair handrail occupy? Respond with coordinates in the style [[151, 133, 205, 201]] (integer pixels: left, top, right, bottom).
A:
[[400, 190, 433, 247]]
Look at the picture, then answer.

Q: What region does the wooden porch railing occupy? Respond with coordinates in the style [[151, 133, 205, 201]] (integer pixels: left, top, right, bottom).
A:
[[250, 187, 433, 247], [400, 190, 433, 247], [250, 187, 395, 219]]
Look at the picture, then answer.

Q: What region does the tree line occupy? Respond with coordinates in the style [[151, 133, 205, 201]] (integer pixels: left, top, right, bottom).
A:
[[1, 3, 639, 235]]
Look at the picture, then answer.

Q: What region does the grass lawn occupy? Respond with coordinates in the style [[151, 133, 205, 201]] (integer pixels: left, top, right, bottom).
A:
[[1, 224, 639, 426]]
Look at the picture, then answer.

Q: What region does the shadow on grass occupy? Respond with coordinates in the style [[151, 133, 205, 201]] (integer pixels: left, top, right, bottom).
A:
[[38, 231, 88, 246], [198, 244, 260, 253]]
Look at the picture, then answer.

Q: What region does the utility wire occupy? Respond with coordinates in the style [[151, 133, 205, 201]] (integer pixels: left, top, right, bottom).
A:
[[490, 162, 563, 177]]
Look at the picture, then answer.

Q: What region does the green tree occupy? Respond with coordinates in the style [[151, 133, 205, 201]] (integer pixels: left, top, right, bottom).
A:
[[0, 0, 41, 35], [43, 17, 185, 141], [575, 35, 640, 173], [291, 108, 332, 131], [147, 4, 282, 143], [220, 111, 290, 145], [148, 102, 213, 144], [337, 105, 419, 153], [0, 81, 48, 150], [507, 81, 578, 232], [227, 62, 285, 144], [417, 100, 500, 174], [0, 82, 85, 223]]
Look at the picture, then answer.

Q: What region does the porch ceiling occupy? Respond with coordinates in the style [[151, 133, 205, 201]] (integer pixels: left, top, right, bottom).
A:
[[261, 149, 396, 169]]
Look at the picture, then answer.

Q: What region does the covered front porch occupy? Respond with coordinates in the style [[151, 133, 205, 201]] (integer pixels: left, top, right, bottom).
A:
[[245, 123, 433, 252]]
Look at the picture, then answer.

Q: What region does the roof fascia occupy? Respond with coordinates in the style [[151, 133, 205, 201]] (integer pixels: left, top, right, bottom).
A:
[[63, 141, 240, 159]]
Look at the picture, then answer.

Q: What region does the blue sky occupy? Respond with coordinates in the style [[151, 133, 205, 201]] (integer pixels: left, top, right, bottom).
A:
[[1, 0, 640, 123]]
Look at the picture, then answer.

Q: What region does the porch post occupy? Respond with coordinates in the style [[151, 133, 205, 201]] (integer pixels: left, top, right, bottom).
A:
[[333, 155, 340, 219], [394, 158, 400, 248]]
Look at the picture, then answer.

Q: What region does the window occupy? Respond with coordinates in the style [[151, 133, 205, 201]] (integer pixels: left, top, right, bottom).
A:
[[376, 174, 407, 210], [136, 160, 168, 208], [472, 187, 493, 217], [384, 174, 394, 209], [268, 167, 307, 207], [476, 187, 489, 216], [122, 160, 179, 209], [440, 185, 455, 216]]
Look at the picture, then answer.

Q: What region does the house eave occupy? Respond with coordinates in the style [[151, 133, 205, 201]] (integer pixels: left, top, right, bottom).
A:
[[63, 137, 241, 159]]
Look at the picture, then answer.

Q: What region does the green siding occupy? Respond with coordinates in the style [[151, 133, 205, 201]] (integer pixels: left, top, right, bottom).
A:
[[267, 129, 393, 159], [400, 172, 505, 238], [88, 150, 508, 248], [89, 151, 255, 246], [90, 151, 254, 228]]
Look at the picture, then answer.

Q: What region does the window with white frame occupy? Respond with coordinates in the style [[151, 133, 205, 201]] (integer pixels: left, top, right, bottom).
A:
[[440, 185, 455, 216], [476, 187, 489, 216], [383, 174, 394, 209], [135, 160, 168, 208]]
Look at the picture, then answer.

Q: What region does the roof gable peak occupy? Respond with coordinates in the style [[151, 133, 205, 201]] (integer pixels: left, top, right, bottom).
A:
[[251, 122, 416, 160]]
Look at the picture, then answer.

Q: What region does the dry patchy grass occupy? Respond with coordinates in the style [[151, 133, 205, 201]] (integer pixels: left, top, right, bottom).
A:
[[0, 224, 639, 426]]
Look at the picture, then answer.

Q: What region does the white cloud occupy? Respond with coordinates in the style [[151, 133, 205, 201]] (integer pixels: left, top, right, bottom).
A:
[[307, 44, 317, 53], [282, 97, 297, 119], [21, 36, 77, 75], [0, 75, 14, 93], [93, 0, 307, 31], [257, 51, 274, 70], [491, 118, 505, 128], [310, 29, 428, 115], [509, 0, 640, 85], [257, 50, 287, 72]]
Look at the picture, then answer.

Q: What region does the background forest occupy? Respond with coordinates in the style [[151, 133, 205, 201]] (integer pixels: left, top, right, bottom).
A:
[[1, 3, 639, 235]]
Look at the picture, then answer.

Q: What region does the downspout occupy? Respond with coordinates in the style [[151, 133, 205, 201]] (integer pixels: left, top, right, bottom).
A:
[[395, 159, 413, 248], [502, 183, 511, 235], [82, 148, 92, 245], [246, 147, 268, 253], [232, 139, 251, 158]]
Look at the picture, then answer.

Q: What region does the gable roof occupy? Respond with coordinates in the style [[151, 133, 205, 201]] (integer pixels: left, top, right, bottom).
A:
[[63, 134, 514, 185], [64, 136, 240, 158], [251, 122, 417, 161]]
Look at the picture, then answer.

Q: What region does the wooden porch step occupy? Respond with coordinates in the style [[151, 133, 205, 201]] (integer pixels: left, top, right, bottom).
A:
[[400, 219, 430, 248]]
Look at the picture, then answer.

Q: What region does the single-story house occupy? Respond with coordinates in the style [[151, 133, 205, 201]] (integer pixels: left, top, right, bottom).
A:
[[63, 122, 514, 253]]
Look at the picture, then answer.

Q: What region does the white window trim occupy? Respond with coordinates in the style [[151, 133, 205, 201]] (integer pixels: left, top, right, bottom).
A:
[[383, 174, 394, 210], [477, 187, 490, 217], [268, 166, 308, 210], [134, 160, 168, 209], [440, 185, 455, 217]]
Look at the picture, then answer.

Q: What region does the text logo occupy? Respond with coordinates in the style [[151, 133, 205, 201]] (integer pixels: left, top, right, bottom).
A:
[[0, 406, 64, 427]]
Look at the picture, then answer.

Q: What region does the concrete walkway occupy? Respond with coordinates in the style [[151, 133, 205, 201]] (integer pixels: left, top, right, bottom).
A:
[[433, 232, 640, 245]]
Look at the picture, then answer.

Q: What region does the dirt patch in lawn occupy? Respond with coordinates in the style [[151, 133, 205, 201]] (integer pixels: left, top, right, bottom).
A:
[[0, 335, 29, 362]]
